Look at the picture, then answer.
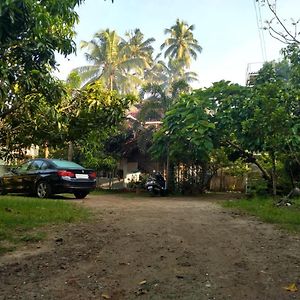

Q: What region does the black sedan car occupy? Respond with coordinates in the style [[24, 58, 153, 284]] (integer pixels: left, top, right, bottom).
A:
[[0, 159, 97, 199]]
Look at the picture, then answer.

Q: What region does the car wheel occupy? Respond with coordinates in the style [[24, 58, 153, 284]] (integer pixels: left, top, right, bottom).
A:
[[0, 188, 7, 195], [0, 180, 7, 195], [36, 181, 51, 199], [74, 191, 88, 199]]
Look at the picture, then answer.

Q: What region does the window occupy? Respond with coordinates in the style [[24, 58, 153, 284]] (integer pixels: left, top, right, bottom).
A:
[[28, 160, 43, 171], [17, 161, 32, 173], [50, 159, 84, 169], [40, 162, 49, 170]]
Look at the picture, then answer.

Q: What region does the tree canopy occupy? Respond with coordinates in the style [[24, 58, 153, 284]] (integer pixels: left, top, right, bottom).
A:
[[150, 45, 300, 195], [0, 0, 84, 119], [76, 28, 155, 93]]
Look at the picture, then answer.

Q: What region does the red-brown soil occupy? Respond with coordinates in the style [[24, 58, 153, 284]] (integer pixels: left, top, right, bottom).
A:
[[0, 193, 300, 299]]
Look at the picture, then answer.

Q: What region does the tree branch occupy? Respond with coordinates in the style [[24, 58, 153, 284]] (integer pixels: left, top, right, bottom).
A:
[[265, 0, 300, 44], [224, 139, 271, 181], [269, 25, 297, 43], [269, 29, 290, 44]]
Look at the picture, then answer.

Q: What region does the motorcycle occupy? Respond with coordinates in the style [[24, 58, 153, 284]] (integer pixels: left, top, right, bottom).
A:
[[145, 172, 167, 196]]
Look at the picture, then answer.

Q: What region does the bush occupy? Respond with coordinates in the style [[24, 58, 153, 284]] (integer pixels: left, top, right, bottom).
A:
[[246, 175, 268, 196]]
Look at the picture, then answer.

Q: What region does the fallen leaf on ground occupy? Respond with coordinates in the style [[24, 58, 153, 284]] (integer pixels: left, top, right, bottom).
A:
[[101, 293, 111, 299], [283, 283, 298, 292]]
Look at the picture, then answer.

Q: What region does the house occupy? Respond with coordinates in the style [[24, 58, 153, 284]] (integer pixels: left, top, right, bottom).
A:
[[97, 105, 164, 189]]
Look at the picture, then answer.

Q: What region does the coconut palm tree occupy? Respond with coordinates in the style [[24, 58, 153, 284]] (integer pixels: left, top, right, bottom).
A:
[[123, 28, 155, 72], [160, 19, 202, 68], [121, 29, 155, 92], [139, 56, 198, 122], [144, 57, 197, 93], [74, 29, 155, 94], [159, 59, 198, 91], [138, 76, 192, 122]]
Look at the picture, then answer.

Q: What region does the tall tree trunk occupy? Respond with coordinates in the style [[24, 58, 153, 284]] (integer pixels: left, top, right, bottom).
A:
[[44, 141, 49, 158], [165, 151, 169, 191], [271, 152, 277, 196], [109, 74, 114, 91], [68, 141, 73, 161], [109, 171, 113, 189]]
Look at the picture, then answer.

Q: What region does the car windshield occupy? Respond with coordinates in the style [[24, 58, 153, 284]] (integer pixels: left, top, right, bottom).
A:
[[50, 160, 84, 169]]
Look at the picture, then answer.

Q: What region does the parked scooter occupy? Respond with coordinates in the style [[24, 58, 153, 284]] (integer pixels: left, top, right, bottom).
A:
[[145, 171, 167, 196]]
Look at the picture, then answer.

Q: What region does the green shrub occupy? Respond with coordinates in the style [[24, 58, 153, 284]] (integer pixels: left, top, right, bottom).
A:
[[246, 173, 268, 196]]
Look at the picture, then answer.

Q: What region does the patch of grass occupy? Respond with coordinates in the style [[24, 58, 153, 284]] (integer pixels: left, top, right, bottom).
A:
[[0, 195, 90, 254], [222, 197, 300, 232], [0, 246, 15, 255], [19, 232, 46, 242]]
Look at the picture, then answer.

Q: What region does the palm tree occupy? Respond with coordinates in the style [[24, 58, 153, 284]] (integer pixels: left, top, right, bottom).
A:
[[76, 29, 122, 90], [135, 83, 167, 122], [138, 76, 192, 122], [139, 56, 198, 122], [121, 29, 155, 92], [159, 59, 198, 91], [144, 57, 197, 93], [161, 19, 202, 68], [74, 29, 155, 94], [123, 29, 155, 72]]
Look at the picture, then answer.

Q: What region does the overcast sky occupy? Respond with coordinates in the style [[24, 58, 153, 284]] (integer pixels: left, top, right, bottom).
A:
[[54, 0, 300, 88]]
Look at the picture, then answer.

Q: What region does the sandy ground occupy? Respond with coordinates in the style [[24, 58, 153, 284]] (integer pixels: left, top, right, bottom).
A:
[[0, 193, 300, 300]]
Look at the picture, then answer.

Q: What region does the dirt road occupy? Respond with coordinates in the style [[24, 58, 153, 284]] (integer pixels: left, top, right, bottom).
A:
[[0, 194, 300, 300]]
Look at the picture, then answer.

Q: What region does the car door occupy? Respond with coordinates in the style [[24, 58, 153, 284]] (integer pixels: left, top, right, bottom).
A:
[[3, 161, 32, 193], [23, 160, 44, 192]]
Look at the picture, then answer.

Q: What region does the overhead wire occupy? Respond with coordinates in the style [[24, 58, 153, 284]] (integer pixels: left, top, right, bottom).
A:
[[257, 0, 268, 61], [253, 0, 267, 62]]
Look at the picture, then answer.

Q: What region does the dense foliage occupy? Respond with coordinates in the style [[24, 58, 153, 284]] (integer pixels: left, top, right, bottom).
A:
[[68, 19, 203, 173], [0, 0, 85, 160], [0, 0, 83, 118], [0, 0, 134, 168], [1, 2, 299, 197], [1, 79, 134, 167], [151, 46, 300, 195]]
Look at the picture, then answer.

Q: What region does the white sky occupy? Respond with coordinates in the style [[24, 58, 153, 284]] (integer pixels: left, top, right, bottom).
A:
[[54, 0, 300, 88]]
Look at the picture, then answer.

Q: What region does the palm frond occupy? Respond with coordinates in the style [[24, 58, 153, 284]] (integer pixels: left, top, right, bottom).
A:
[[164, 45, 177, 59], [73, 65, 102, 87]]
